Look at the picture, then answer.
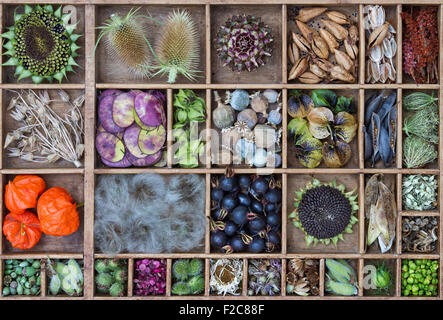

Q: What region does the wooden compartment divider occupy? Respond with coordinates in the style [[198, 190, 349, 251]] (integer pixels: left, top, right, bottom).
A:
[[0, 0, 442, 300]]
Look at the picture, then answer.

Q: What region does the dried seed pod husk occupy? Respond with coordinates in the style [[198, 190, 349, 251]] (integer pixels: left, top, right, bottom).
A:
[[288, 57, 309, 80], [325, 11, 349, 25], [292, 32, 311, 52], [334, 112, 357, 143], [288, 42, 300, 65], [298, 72, 322, 84], [334, 49, 354, 71], [296, 20, 318, 41], [368, 23, 389, 48], [311, 35, 329, 59], [296, 7, 328, 22], [330, 65, 355, 83], [310, 63, 327, 78], [314, 57, 334, 72], [321, 19, 348, 40], [366, 60, 373, 83], [344, 38, 358, 60], [378, 180, 397, 249], [322, 140, 351, 168], [349, 25, 359, 43], [319, 28, 339, 53]]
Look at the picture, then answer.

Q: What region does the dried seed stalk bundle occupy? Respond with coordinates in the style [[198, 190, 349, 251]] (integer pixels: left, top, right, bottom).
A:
[[5, 89, 85, 167]]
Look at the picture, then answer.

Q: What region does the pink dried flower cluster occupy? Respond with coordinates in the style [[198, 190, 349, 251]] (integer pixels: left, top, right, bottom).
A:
[[134, 259, 167, 296]]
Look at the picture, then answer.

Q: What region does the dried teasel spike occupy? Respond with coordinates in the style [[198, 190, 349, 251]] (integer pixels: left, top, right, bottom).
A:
[[319, 28, 339, 53], [311, 35, 329, 59], [288, 57, 309, 80], [309, 63, 327, 78], [324, 11, 349, 25], [292, 32, 311, 52], [330, 65, 355, 83], [298, 72, 322, 84], [368, 23, 389, 49], [321, 19, 348, 40], [334, 49, 354, 71], [344, 38, 358, 60], [296, 7, 328, 23], [296, 20, 318, 41]]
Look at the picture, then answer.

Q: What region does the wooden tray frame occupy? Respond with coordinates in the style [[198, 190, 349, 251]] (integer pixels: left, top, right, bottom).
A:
[[0, 0, 442, 300]]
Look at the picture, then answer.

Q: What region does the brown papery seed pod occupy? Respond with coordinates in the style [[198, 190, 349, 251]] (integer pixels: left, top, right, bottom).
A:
[[311, 35, 329, 59], [296, 20, 318, 41], [344, 38, 358, 60], [310, 63, 327, 78], [288, 57, 309, 80], [298, 72, 322, 84], [296, 7, 328, 23], [325, 11, 349, 25], [330, 65, 355, 83], [349, 25, 359, 43], [368, 23, 389, 48], [321, 19, 348, 40], [334, 49, 354, 71], [292, 32, 311, 52], [319, 28, 339, 53], [288, 42, 300, 65], [314, 57, 334, 72]]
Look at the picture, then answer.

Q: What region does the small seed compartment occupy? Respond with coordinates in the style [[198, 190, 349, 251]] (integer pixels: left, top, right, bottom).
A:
[[2, 259, 42, 297], [94, 258, 128, 297], [210, 173, 282, 254], [133, 258, 167, 296], [287, 174, 360, 254], [363, 259, 396, 297], [171, 258, 205, 296], [2, 174, 84, 254], [285, 258, 320, 296], [1, 4, 85, 85], [363, 89, 399, 169], [95, 5, 207, 85], [324, 258, 359, 296], [94, 173, 206, 255], [95, 89, 167, 169], [402, 90, 439, 170], [401, 259, 439, 297], [287, 89, 359, 169], [402, 217, 439, 254], [209, 258, 244, 296], [402, 174, 439, 213], [45, 258, 84, 297], [364, 174, 398, 254], [211, 5, 282, 84], [247, 259, 282, 296], [287, 5, 360, 84], [2, 89, 85, 169], [211, 89, 282, 168]]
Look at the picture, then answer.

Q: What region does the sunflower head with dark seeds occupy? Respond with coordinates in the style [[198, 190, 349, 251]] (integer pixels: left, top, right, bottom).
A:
[[289, 178, 359, 247], [1, 5, 81, 83]]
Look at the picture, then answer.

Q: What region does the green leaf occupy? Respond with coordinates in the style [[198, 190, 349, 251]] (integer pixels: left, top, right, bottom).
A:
[[14, 65, 24, 76], [44, 5, 54, 12], [53, 72, 64, 82], [3, 40, 14, 51], [334, 96, 355, 114], [32, 76, 44, 84], [1, 31, 15, 40], [68, 56, 79, 67], [70, 34, 82, 42], [62, 12, 73, 26], [17, 69, 32, 81], [70, 43, 80, 53], [54, 6, 62, 18], [288, 211, 297, 219], [311, 89, 337, 108], [24, 5, 33, 14]]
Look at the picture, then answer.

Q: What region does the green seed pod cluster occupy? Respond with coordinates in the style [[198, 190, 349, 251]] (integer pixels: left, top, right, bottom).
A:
[[47, 258, 84, 296], [2, 259, 41, 296], [402, 259, 439, 297], [94, 259, 127, 297], [171, 259, 205, 295], [1, 4, 81, 83]]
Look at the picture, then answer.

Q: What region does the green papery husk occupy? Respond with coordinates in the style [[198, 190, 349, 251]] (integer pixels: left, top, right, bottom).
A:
[[311, 89, 337, 108], [403, 106, 439, 144], [333, 112, 357, 143], [322, 140, 351, 168], [403, 135, 438, 168], [294, 134, 323, 168]]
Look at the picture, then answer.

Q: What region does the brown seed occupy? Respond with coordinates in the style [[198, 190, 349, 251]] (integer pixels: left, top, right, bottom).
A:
[[325, 11, 349, 25], [288, 41, 300, 65], [298, 72, 322, 84], [296, 20, 318, 41], [349, 25, 359, 43], [292, 32, 311, 52], [313, 57, 334, 72], [330, 65, 355, 83], [309, 63, 327, 78], [344, 38, 358, 60], [334, 49, 354, 71], [322, 19, 348, 40], [368, 23, 389, 48], [319, 28, 339, 53], [296, 7, 328, 23], [288, 57, 309, 80], [311, 35, 329, 59]]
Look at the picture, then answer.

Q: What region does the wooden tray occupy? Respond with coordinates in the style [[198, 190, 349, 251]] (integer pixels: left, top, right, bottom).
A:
[[0, 0, 442, 300]]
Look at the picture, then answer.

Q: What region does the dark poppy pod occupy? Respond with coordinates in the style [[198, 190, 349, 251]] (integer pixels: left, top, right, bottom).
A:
[[219, 176, 237, 192], [248, 237, 265, 253], [264, 189, 282, 203], [211, 188, 224, 202], [237, 193, 251, 207], [250, 200, 264, 213], [210, 230, 227, 248], [229, 206, 248, 225], [221, 194, 238, 211], [230, 235, 247, 252], [251, 177, 268, 195], [238, 175, 251, 190], [224, 221, 238, 237]]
